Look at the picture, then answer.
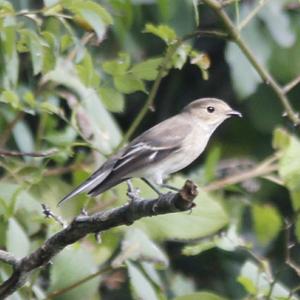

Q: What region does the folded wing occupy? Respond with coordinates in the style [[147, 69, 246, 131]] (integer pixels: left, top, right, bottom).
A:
[[58, 114, 192, 204]]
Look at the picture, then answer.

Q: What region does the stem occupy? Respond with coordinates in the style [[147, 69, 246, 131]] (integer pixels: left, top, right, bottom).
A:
[[45, 266, 114, 299], [202, 0, 300, 127], [118, 41, 180, 148], [283, 75, 300, 94], [0, 148, 59, 157], [203, 158, 278, 192], [238, 0, 271, 31]]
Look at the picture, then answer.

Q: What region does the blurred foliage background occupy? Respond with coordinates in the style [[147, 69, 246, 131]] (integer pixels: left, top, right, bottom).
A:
[[0, 0, 300, 299]]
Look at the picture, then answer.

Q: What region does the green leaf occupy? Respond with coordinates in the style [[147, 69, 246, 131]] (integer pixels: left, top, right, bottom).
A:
[[45, 126, 77, 146], [172, 44, 191, 70], [237, 276, 257, 294], [19, 29, 44, 75], [170, 273, 196, 297], [238, 260, 293, 299], [0, 90, 20, 109], [144, 23, 177, 44], [112, 228, 168, 268], [41, 31, 58, 73], [183, 225, 242, 256], [225, 14, 270, 98], [62, 0, 113, 39], [0, 23, 19, 88], [252, 204, 282, 246], [258, 0, 295, 47], [279, 136, 300, 210], [76, 51, 100, 87], [43, 59, 122, 153], [13, 120, 35, 157], [173, 292, 227, 300], [272, 127, 291, 150], [60, 34, 74, 52], [114, 74, 146, 94], [102, 52, 131, 76], [203, 146, 221, 183], [98, 86, 125, 113], [0, 182, 42, 236], [39, 102, 62, 115], [127, 261, 159, 300], [182, 240, 216, 256], [49, 246, 98, 300], [130, 58, 162, 81], [6, 218, 30, 258], [23, 91, 35, 108], [133, 176, 228, 240]]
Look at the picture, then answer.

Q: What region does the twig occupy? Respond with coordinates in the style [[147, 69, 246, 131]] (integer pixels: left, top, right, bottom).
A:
[[181, 29, 228, 41], [66, 32, 95, 62], [203, 155, 278, 192], [0, 180, 198, 298], [45, 266, 114, 299], [219, 0, 241, 7], [41, 204, 66, 228], [44, 163, 87, 176], [238, 0, 271, 31], [0, 250, 18, 268], [265, 268, 286, 300], [284, 219, 300, 277], [283, 75, 300, 94], [0, 148, 59, 158], [202, 0, 300, 127]]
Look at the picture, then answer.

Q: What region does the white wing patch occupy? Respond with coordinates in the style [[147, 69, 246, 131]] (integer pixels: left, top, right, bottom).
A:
[[113, 142, 167, 171], [149, 151, 157, 161]]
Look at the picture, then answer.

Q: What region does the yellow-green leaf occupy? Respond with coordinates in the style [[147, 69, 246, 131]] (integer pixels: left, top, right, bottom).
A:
[[144, 23, 177, 44], [251, 204, 282, 246]]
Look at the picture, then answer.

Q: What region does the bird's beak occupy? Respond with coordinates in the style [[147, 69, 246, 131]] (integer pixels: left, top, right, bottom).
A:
[[227, 109, 242, 118]]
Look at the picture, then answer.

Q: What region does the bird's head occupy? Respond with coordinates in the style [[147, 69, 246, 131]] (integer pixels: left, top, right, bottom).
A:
[[183, 98, 242, 128]]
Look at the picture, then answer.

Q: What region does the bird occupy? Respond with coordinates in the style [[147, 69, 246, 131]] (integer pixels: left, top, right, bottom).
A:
[[58, 98, 241, 206]]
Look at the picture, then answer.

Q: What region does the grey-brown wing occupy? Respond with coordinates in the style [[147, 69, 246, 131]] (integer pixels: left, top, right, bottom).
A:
[[88, 115, 192, 196], [112, 115, 191, 176]]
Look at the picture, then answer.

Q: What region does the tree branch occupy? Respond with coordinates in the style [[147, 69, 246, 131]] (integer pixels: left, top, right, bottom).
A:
[[0, 148, 59, 158], [203, 154, 279, 192], [238, 0, 271, 31], [0, 180, 197, 299], [202, 0, 300, 127], [283, 75, 300, 94], [0, 250, 18, 269]]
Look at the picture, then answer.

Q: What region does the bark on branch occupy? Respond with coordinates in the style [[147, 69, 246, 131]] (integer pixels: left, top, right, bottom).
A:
[[0, 180, 198, 299]]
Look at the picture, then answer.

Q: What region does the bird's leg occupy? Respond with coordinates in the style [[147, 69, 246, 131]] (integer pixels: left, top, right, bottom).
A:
[[160, 183, 180, 192], [141, 178, 162, 196], [126, 179, 141, 203]]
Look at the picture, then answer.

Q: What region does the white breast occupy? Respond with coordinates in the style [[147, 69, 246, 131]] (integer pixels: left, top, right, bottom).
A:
[[139, 122, 212, 184]]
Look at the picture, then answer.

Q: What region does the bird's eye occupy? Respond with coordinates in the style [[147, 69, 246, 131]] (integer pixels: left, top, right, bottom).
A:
[[207, 106, 215, 113]]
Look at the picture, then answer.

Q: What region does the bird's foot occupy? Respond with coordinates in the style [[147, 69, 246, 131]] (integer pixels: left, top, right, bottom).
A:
[[126, 180, 142, 203], [160, 183, 180, 192], [95, 232, 102, 243]]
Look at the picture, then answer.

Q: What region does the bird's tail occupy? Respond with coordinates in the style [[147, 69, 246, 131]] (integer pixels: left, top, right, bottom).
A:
[[57, 168, 112, 206]]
